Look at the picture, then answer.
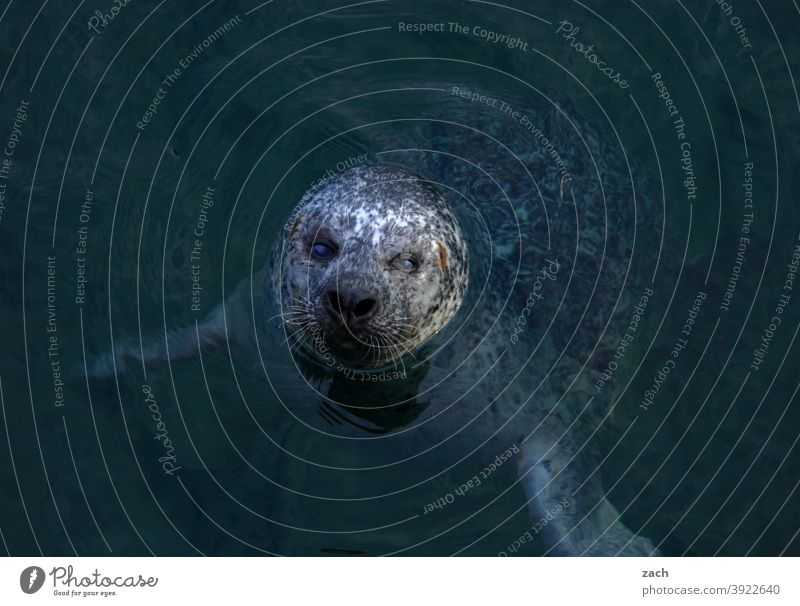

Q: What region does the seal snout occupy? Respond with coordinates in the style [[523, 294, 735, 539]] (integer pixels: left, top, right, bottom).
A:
[[324, 287, 378, 324]]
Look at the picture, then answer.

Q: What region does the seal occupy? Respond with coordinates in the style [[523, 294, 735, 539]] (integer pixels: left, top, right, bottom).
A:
[[275, 164, 468, 369], [87, 95, 665, 557]]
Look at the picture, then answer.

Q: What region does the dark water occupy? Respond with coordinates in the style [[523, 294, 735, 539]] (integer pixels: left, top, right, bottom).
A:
[[0, 0, 798, 556]]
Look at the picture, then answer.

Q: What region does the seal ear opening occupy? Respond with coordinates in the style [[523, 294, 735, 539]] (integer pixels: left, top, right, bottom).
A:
[[289, 213, 304, 237], [435, 239, 448, 271]]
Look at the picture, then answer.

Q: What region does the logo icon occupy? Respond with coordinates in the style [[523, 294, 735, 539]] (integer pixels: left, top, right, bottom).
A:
[[20, 566, 45, 594]]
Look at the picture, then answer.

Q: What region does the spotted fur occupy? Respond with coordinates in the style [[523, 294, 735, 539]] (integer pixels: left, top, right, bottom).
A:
[[87, 96, 665, 556], [274, 164, 468, 369]]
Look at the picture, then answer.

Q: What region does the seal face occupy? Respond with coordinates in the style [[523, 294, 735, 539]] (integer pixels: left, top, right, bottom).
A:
[[275, 164, 468, 368]]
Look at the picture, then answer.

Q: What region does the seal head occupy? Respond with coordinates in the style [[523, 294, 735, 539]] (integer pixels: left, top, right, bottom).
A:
[[276, 164, 468, 368]]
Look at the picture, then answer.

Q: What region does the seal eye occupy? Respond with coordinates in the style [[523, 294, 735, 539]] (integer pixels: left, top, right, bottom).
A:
[[392, 254, 419, 272], [311, 240, 336, 260]]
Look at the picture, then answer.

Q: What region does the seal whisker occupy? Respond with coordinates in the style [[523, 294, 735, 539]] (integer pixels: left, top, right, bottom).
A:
[[379, 331, 402, 364], [378, 334, 400, 369], [281, 326, 307, 349], [290, 325, 318, 354], [284, 316, 314, 326], [380, 334, 405, 372], [282, 319, 316, 349], [280, 303, 316, 326], [369, 335, 382, 366], [385, 335, 408, 375], [266, 308, 308, 324], [375, 333, 395, 367], [386, 328, 417, 360], [385, 322, 418, 349]]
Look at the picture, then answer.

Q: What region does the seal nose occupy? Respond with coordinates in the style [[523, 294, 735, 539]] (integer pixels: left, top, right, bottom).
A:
[[326, 289, 377, 322]]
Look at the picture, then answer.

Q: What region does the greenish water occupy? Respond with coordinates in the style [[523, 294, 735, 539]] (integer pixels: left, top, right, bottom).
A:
[[0, 0, 798, 556]]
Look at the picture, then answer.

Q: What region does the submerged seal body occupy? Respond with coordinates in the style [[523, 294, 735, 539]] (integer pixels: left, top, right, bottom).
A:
[[264, 157, 660, 555], [88, 95, 664, 556], [275, 165, 468, 368]]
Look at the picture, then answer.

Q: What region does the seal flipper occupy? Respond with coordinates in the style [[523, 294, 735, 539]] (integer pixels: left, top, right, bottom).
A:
[[84, 305, 227, 379], [84, 268, 270, 379], [517, 434, 659, 556]]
